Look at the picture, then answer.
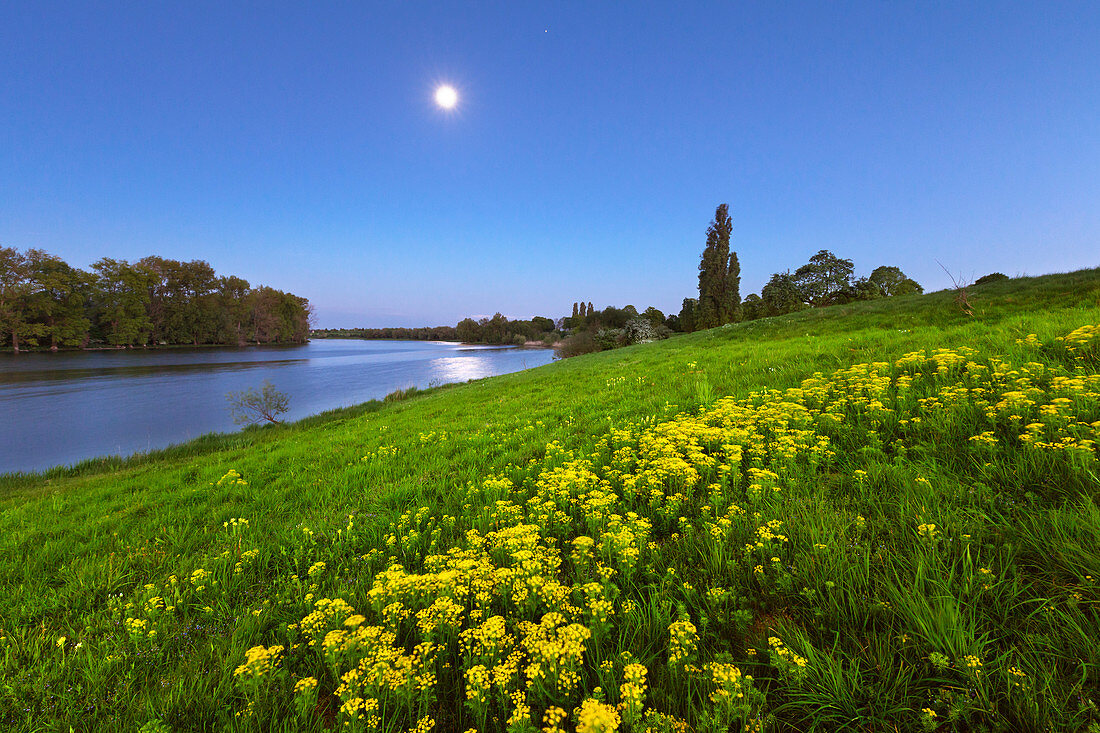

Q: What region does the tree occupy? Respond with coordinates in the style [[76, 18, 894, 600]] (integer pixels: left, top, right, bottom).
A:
[[642, 306, 665, 328], [741, 293, 763, 321], [456, 318, 480, 343], [867, 266, 923, 298], [25, 249, 91, 350], [91, 258, 153, 346], [760, 271, 804, 316], [793, 250, 855, 306], [0, 247, 41, 352], [697, 204, 741, 329], [678, 298, 698, 333], [217, 275, 251, 345], [227, 380, 290, 425]]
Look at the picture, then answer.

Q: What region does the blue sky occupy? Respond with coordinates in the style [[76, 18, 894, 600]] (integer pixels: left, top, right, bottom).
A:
[[2, 2, 1098, 328]]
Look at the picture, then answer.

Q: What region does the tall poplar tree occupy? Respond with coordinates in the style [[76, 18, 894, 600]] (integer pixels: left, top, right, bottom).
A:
[[697, 204, 741, 329]]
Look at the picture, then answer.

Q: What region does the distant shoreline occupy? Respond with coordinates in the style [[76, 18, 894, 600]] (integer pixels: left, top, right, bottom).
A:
[[0, 341, 309, 355]]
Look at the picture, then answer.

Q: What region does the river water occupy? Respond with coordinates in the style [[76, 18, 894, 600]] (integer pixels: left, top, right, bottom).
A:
[[0, 339, 555, 474]]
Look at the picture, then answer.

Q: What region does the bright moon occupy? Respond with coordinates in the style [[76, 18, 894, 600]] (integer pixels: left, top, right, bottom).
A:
[[434, 85, 458, 109]]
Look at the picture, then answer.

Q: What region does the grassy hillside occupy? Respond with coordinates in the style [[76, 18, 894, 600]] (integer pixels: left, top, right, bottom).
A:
[[2, 269, 1100, 732]]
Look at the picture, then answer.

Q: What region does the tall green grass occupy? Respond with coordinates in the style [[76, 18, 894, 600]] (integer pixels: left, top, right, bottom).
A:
[[1, 269, 1099, 732]]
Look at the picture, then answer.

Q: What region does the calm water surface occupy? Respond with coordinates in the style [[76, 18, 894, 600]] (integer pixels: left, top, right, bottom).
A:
[[0, 339, 554, 474]]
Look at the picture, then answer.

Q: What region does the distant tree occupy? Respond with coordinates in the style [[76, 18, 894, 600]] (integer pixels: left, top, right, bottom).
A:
[[974, 272, 1009, 286], [664, 313, 682, 332], [572, 302, 579, 319], [741, 293, 763, 321], [25, 249, 91, 350], [678, 298, 698, 333], [217, 275, 251, 345], [587, 302, 595, 319], [867, 265, 923, 298], [0, 246, 40, 352], [91, 258, 153, 346], [247, 286, 282, 343], [530, 316, 555, 333], [793, 250, 855, 306], [642, 306, 665, 328], [227, 380, 289, 425], [456, 318, 480, 342], [697, 204, 741, 328], [760, 271, 804, 316]]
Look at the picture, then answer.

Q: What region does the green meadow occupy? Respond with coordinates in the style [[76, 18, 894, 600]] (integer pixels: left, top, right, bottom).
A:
[[3, 269, 1100, 732]]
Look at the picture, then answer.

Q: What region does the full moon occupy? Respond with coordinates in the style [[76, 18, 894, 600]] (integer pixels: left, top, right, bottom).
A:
[[434, 85, 459, 110]]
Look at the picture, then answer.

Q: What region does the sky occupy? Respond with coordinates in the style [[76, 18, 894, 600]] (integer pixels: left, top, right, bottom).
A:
[[2, 2, 1098, 328]]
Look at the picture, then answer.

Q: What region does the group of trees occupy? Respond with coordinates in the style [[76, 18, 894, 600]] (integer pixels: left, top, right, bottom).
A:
[[0, 246, 312, 352], [678, 205, 923, 331], [554, 301, 674, 357], [312, 314, 559, 347]]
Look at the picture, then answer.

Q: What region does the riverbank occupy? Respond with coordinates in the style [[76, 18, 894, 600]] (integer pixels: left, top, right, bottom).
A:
[[2, 269, 1099, 731]]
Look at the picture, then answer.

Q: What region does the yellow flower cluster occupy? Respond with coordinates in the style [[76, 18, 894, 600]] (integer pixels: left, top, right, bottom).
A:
[[575, 698, 620, 733], [233, 644, 284, 680], [917, 523, 939, 541], [618, 663, 647, 725], [214, 468, 247, 487], [668, 620, 698, 666], [767, 636, 808, 679]]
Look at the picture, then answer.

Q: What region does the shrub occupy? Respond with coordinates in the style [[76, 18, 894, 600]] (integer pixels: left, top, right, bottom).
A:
[[226, 381, 290, 426], [975, 272, 1009, 286], [554, 331, 601, 358]]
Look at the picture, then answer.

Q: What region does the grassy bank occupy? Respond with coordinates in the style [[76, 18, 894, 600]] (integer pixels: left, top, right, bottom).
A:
[[2, 269, 1100, 732]]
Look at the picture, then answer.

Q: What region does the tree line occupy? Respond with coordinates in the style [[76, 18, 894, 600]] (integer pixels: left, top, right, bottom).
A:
[[312, 314, 560, 347], [677, 204, 923, 332], [0, 246, 312, 352]]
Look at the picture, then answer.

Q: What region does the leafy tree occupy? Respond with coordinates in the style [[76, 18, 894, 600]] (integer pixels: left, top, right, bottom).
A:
[[678, 298, 698, 333], [793, 250, 854, 306], [760, 271, 804, 316], [530, 316, 555, 333], [25, 249, 92, 350], [217, 275, 251, 345], [456, 318, 481, 343], [697, 204, 741, 328], [642, 306, 665, 328], [867, 266, 923, 298], [741, 293, 763, 321], [92, 258, 153, 346], [0, 246, 41, 352]]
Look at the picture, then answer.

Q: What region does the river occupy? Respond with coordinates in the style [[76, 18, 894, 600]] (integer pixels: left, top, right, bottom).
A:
[[0, 339, 555, 474]]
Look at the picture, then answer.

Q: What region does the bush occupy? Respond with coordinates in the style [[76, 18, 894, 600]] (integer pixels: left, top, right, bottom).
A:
[[226, 381, 290, 426], [975, 272, 1009, 286], [554, 331, 601, 359], [624, 317, 657, 344]]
